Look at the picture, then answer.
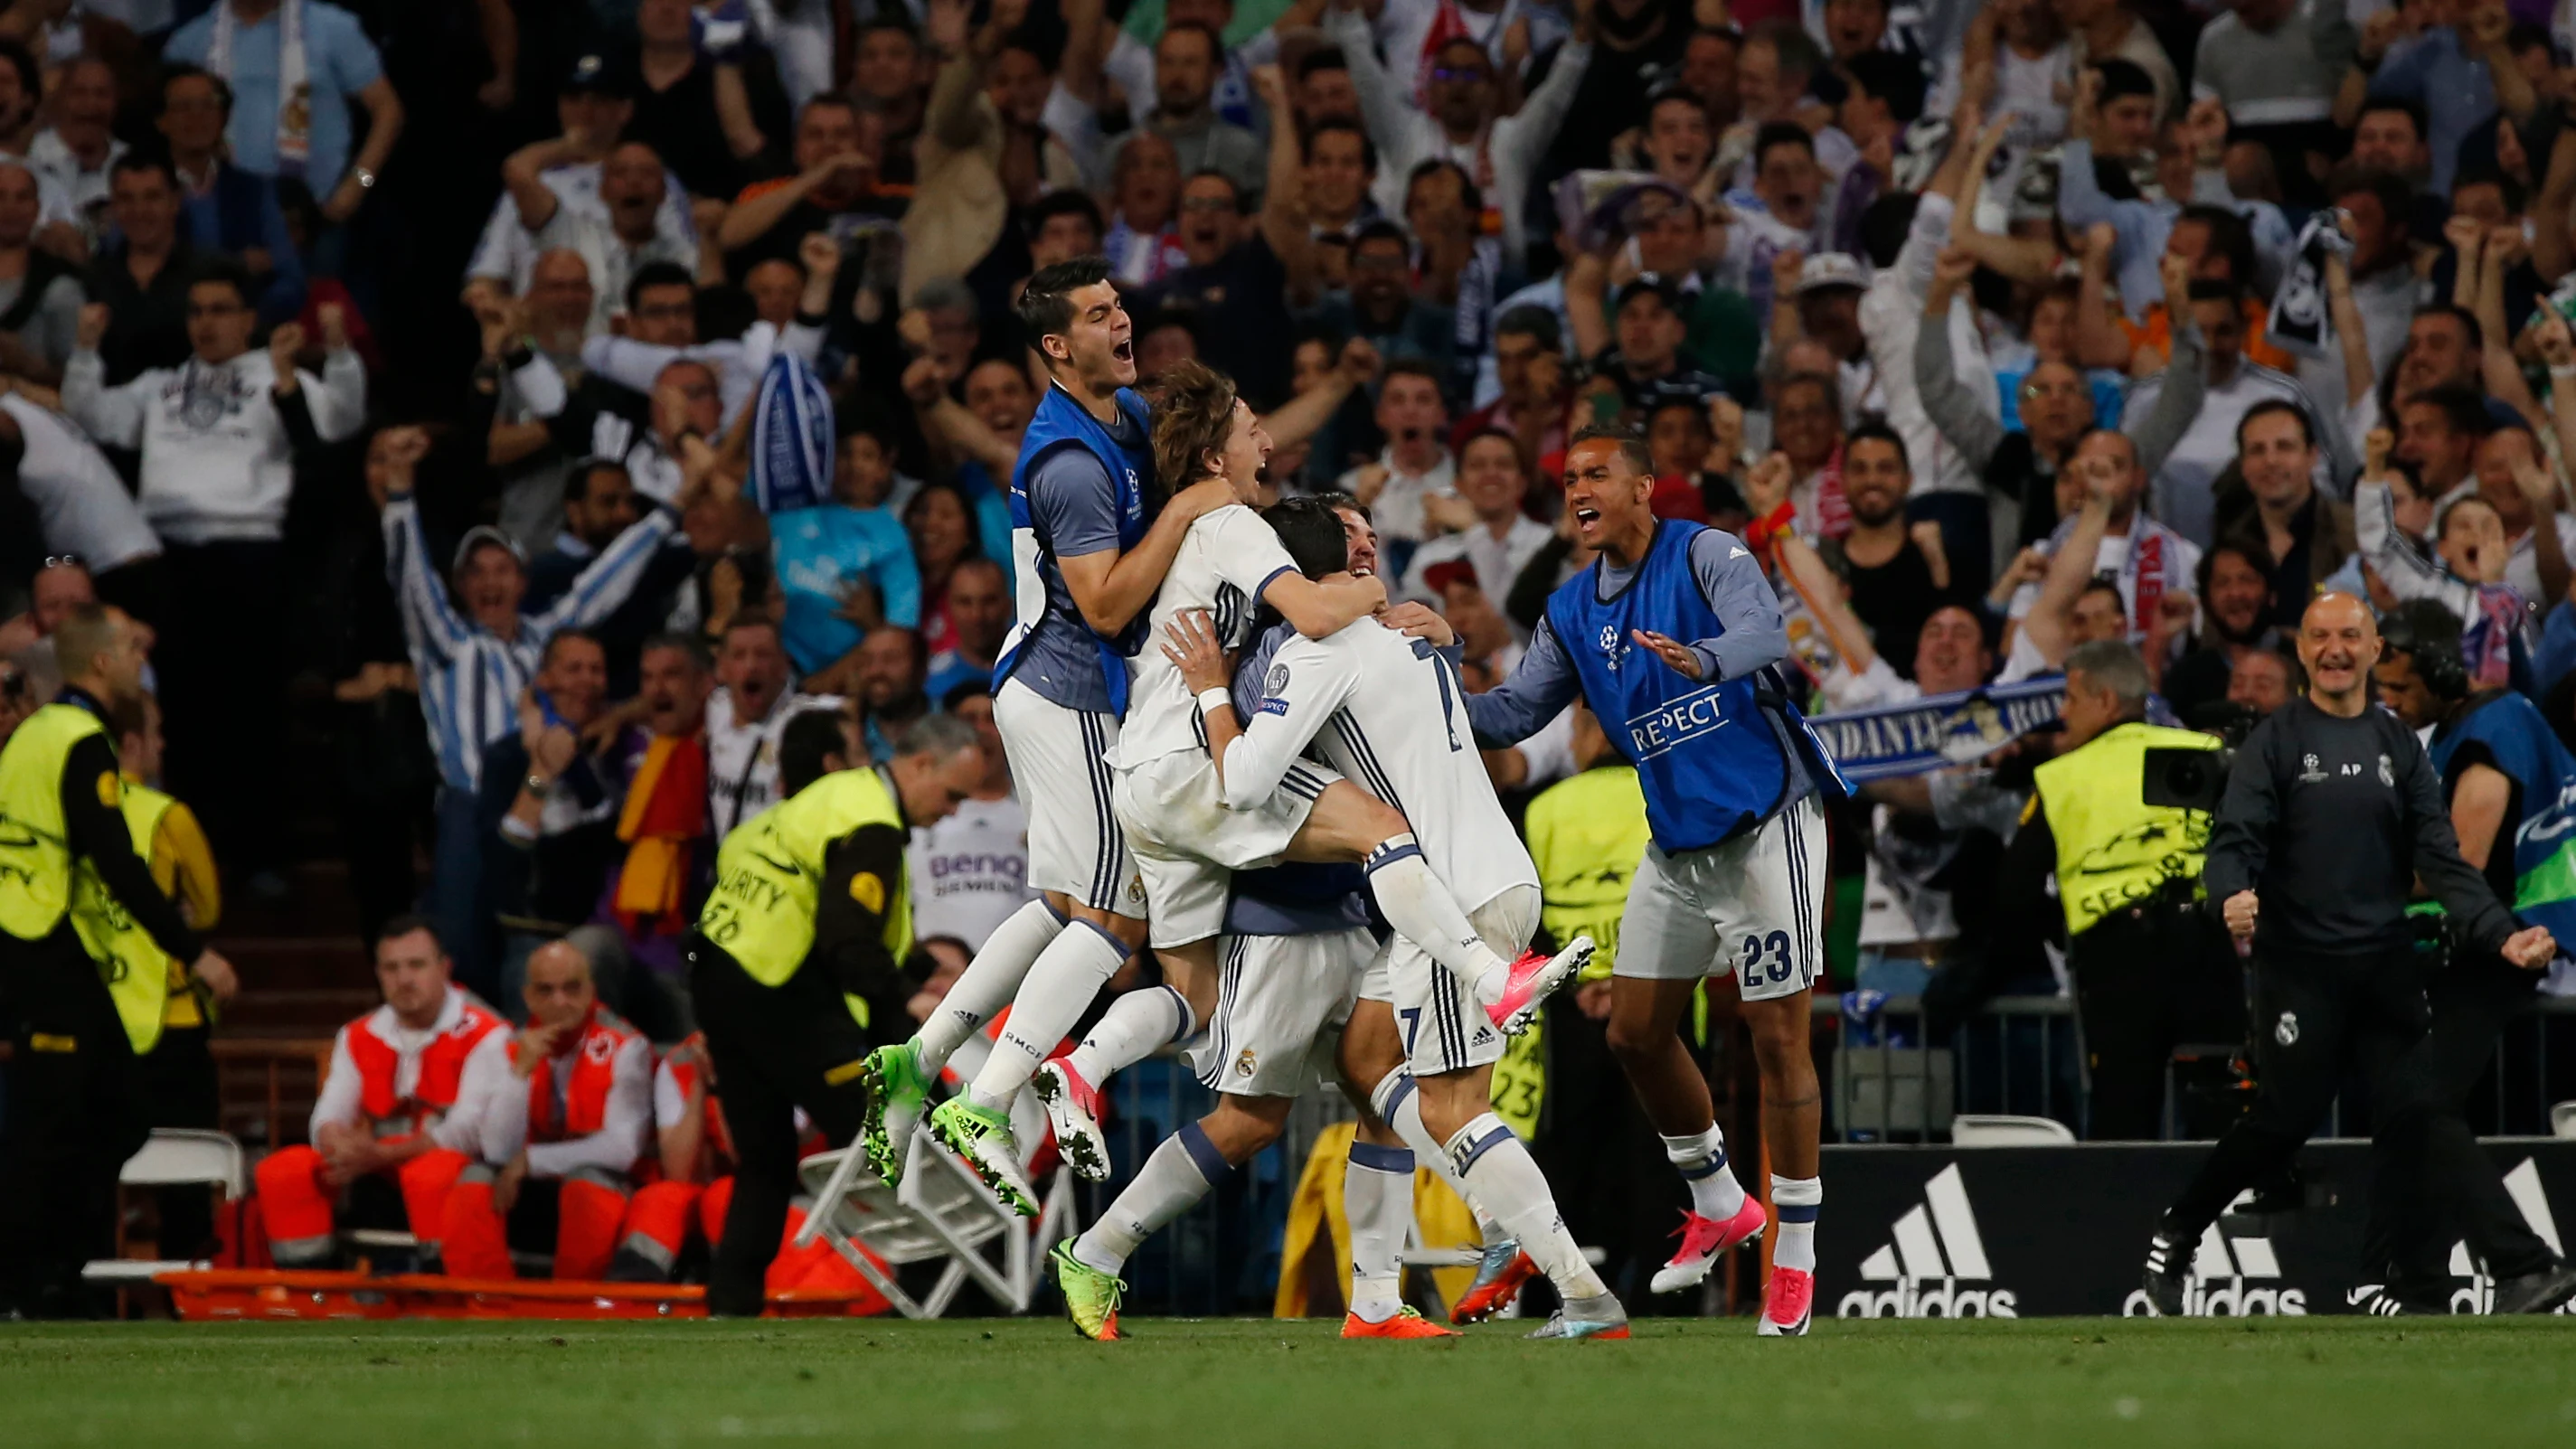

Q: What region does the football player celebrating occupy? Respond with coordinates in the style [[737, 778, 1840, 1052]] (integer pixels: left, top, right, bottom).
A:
[[1463, 428, 1847, 1336]]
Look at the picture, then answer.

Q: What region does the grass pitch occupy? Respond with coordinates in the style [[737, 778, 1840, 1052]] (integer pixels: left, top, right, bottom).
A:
[[4, 1315, 2573, 1448]]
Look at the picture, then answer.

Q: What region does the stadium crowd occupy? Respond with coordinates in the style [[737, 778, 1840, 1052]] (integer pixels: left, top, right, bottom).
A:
[[7, 0, 2576, 1314]]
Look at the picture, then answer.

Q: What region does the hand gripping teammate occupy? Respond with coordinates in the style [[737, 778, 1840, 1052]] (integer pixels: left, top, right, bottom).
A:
[[1462, 426, 1849, 1336], [1022, 365, 1592, 1190]]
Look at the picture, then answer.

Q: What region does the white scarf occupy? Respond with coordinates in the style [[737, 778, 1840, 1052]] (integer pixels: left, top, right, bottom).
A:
[[210, 0, 308, 179]]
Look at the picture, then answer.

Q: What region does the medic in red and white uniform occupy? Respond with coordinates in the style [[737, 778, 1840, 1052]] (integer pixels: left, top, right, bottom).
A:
[[439, 942, 652, 1281], [252, 922, 511, 1268]]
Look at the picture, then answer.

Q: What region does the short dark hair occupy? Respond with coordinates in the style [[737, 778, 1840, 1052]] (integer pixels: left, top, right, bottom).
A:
[[1844, 51, 1924, 124], [1844, 420, 1910, 472], [1016, 255, 1116, 357], [1296, 45, 1349, 83], [2175, 204, 2254, 287], [2450, 163, 2526, 218], [186, 256, 256, 310], [1266, 495, 1351, 579], [539, 627, 604, 669], [778, 708, 855, 796], [1493, 304, 1562, 353], [2414, 301, 2484, 354], [1303, 118, 1377, 173], [1024, 189, 1105, 244], [374, 913, 444, 956], [1159, 19, 1223, 65], [1379, 355, 1445, 393], [2325, 165, 2416, 236], [160, 61, 232, 118], [2091, 59, 2156, 106], [561, 457, 628, 504], [110, 149, 178, 191], [625, 259, 695, 313], [641, 631, 712, 673], [2354, 97, 2426, 142], [2236, 398, 2313, 451], [1752, 121, 1815, 172], [2410, 383, 2493, 438], [1404, 157, 1482, 219], [1570, 422, 1655, 477]]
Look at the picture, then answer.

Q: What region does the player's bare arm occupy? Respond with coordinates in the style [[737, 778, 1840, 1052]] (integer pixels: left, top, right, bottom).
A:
[[1055, 474, 1239, 635]]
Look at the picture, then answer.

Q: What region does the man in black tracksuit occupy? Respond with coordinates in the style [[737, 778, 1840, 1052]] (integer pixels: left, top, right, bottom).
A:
[[2138, 596, 2557, 1314]]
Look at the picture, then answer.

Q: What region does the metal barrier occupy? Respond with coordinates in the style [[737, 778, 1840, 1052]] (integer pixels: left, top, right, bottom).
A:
[[1819, 992, 2576, 1143]]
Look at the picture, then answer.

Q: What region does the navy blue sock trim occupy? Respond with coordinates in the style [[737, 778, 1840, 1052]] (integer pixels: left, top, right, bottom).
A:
[[1177, 1119, 1234, 1183], [1041, 899, 1071, 925], [1677, 1154, 1730, 1181], [1348, 1141, 1414, 1172], [1364, 842, 1423, 873], [1160, 985, 1196, 1045], [1072, 917, 1132, 958], [1381, 1075, 1417, 1120], [1776, 1203, 1820, 1224], [1454, 1125, 1513, 1176]]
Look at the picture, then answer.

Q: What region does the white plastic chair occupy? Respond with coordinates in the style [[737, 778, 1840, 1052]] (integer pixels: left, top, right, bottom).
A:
[[1950, 1114, 2078, 1146], [2552, 1101, 2576, 1141], [81, 1129, 247, 1284], [793, 1127, 1075, 1319]]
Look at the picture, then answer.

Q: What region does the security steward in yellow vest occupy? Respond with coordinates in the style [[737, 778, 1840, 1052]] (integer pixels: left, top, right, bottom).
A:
[[684, 710, 985, 1315], [1996, 642, 2241, 1141], [110, 692, 228, 1263], [0, 605, 235, 1317]]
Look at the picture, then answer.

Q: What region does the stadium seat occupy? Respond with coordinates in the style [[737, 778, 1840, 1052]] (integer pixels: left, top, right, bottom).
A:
[[1949, 1115, 2077, 1146], [792, 1124, 1075, 1319], [81, 1129, 250, 1285], [2552, 1102, 2576, 1141]]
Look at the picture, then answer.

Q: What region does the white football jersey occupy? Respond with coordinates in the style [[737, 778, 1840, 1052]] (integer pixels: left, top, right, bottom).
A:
[[1110, 503, 1299, 767], [1239, 619, 1537, 913]]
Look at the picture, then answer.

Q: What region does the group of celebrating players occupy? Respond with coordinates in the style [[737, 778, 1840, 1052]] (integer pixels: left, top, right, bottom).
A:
[[699, 256, 1848, 1341]]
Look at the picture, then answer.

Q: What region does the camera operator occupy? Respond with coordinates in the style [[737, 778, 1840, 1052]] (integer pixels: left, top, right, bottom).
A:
[[2361, 602, 2576, 1314], [1997, 639, 2241, 1140], [2138, 594, 2558, 1315]]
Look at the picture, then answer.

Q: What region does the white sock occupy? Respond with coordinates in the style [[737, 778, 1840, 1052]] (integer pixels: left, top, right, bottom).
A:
[[1363, 837, 1513, 1004], [1372, 1071, 1501, 1243], [967, 920, 1128, 1112], [1771, 1175, 1821, 1274], [914, 900, 1065, 1075], [1064, 984, 1195, 1088], [1663, 1124, 1750, 1221], [1070, 1120, 1230, 1275], [1445, 1113, 1605, 1301], [1345, 1138, 1414, 1322]]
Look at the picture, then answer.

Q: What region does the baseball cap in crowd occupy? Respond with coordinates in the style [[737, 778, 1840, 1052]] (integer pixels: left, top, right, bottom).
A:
[[1421, 559, 1480, 597], [451, 525, 527, 576], [1613, 273, 1684, 315], [562, 51, 638, 100], [1795, 252, 1868, 296]]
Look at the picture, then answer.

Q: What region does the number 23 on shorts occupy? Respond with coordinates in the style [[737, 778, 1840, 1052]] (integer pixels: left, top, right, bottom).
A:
[[1737, 930, 1793, 988]]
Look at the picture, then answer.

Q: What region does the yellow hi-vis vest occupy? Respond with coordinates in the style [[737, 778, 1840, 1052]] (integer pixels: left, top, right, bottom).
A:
[[119, 782, 209, 1032], [699, 767, 913, 995], [0, 701, 170, 1052], [2032, 720, 2220, 940]]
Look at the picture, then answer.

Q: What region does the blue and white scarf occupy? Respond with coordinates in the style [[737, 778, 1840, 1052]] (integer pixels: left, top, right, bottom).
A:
[[1807, 679, 2068, 782], [747, 349, 833, 515]]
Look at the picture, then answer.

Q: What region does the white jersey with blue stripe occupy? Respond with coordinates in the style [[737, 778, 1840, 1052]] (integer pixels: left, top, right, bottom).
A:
[[1222, 617, 1535, 914], [1106, 503, 1299, 768]]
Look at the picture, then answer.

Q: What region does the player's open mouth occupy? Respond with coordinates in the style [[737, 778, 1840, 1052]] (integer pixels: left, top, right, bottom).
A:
[[1572, 506, 1600, 526], [1112, 339, 1134, 362]]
